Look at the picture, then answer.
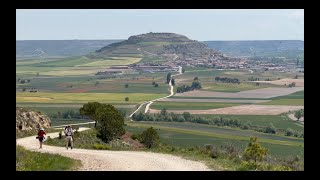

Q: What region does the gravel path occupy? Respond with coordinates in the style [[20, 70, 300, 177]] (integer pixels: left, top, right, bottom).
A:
[[16, 128, 210, 171]]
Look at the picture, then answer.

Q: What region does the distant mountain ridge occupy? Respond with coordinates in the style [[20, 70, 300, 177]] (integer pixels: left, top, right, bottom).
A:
[[16, 40, 122, 59], [204, 40, 304, 59], [16, 38, 304, 61]]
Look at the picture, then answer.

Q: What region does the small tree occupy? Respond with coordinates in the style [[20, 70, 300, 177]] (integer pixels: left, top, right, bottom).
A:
[[125, 84, 129, 88], [294, 110, 303, 121], [95, 104, 125, 143], [20, 79, 25, 84], [264, 123, 276, 134], [182, 67, 185, 73], [166, 73, 171, 84], [154, 83, 159, 87], [80, 102, 103, 128], [140, 127, 160, 148], [182, 112, 191, 121], [160, 108, 167, 116], [193, 77, 199, 81], [191, 81, 202, 89], [285, 128, 294, 136], [243, 137, 268, 165], [177, 115, 185, 122], [152, 81, 156, 85], [171, 78, 175, 86], [22, 88, 26, 92], [125, 97, 129, 101]]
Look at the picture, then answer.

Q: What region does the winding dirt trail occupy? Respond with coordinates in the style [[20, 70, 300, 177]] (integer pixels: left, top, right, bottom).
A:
[[16, 128, 210, 171], [129, 48, 182, 117]]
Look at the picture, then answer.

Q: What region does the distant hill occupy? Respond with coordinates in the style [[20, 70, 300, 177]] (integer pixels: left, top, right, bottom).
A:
[[203, 40, 304, 59], [16, 40, 122, 59], [88, 32, 229, 62]]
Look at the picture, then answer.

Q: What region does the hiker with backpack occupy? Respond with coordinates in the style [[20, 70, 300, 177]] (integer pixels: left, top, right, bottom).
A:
[[64, 125, 74, 149], [37, 127, 46, 149]]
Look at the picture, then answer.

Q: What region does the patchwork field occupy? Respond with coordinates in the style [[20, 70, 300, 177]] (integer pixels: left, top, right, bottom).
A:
[[149, 105, 304, 115], [151, 102, 246, 110], [174, 87, 304, 99], [252, 78, 304, 87], [126, 121, 304, 157], [192, 114, 303, 131], [158, 98, 270, 103], [201, 82, 280, 93], [16, 92, 167, 104], [259, 99, 304, 106]]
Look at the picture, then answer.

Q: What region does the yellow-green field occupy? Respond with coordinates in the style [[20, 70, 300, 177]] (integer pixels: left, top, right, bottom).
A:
[[16, 92, 167, 104], [202, 82, 277, 92], [259, 99, 304, 106], [76, 57, 142, 67], [16, 56, 142, 76]]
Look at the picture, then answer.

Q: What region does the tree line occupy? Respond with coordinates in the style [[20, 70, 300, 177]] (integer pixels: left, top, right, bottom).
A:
[[176, 77, 202, 93], [215, 76, 240, 84], [132, 109, 304, 138]]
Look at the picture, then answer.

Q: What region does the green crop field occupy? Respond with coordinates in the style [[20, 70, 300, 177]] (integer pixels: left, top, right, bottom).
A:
[[125, 122, 304, 157], [201, 82, 278, 92], [259, 99, 304, 106], [193, 114, 303, 131], [77, 57, 142, 67], [259, 90, 304, 106], [151, 101, 246, 110], [16, 92, 167, 104], [271, 90, 304, 100]]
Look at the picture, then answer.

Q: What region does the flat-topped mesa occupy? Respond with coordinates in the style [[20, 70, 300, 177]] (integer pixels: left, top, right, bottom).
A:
[[128, 32, 194, 43]]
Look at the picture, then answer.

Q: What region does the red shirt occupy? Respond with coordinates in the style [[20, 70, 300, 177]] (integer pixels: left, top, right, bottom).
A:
[[38, 131, 46, 137]]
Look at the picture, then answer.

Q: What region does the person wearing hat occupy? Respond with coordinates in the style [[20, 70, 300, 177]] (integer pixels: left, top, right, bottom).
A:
[[64, 125, 74, 149], [37, 127, 46, 149]]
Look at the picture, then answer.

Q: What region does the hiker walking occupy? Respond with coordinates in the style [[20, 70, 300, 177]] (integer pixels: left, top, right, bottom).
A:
[[37, 127, 46, 149], [64, 125, 74, 149]]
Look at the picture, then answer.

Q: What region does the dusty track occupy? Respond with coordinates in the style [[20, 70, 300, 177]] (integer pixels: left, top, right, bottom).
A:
[[17, 128, 210, 171]]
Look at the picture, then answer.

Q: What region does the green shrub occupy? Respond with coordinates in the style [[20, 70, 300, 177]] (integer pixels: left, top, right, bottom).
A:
[[237, 161, 257, 171], [243, 137, 268, 163], [140, 127, 160, 148], [131, 133, 141, 141], [92, 144, 111, 150], [209, 146, 222, 159]]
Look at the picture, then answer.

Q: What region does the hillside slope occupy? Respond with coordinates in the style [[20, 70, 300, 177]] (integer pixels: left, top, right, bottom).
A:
[[87, 32, 236, 64]]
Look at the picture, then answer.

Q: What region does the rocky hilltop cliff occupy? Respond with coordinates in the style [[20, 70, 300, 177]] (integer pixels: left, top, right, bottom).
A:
[[16, 107, 51, 131]]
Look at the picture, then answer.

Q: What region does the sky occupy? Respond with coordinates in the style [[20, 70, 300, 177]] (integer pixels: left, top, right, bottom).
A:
[[16, 9, 304, 41]]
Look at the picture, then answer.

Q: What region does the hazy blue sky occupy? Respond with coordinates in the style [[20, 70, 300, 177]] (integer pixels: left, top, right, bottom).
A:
[[16, 9, 304, 41]]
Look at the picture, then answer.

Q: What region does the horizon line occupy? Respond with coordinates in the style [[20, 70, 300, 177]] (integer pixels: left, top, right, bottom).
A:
[[16, 39, 304, 41]]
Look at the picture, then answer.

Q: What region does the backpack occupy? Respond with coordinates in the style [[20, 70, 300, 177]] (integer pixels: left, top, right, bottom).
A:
[[65, 128, 73, 136]]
